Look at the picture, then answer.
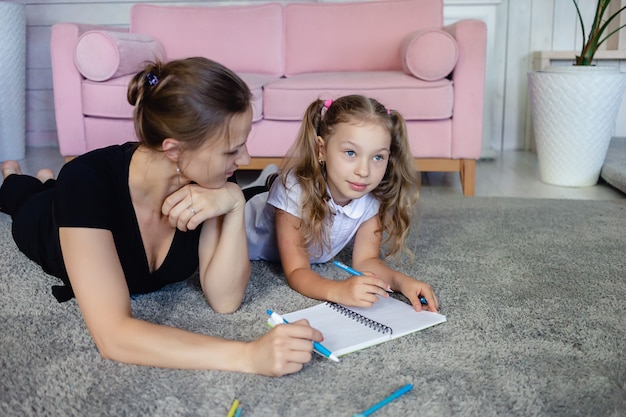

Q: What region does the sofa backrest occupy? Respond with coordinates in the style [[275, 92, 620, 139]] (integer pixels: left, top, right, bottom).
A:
[[284, 0, 443, 76], [130, 3, 284, 76], [128, 0, 443, 77]]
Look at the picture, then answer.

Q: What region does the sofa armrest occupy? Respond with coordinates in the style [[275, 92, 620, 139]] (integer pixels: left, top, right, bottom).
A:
[[50, 23, 129, 156], [444, 19, 487, 159]]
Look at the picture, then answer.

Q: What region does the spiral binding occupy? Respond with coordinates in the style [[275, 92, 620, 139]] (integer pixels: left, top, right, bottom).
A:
[[325, 302, 393, 335]]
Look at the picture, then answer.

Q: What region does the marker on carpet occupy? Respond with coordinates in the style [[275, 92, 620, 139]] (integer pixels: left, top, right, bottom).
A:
[[226, 399, 239, 417], [353, 383, 413, 417]]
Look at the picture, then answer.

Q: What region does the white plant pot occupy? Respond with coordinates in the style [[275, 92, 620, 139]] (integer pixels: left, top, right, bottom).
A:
[[528, 65, 626, 187]]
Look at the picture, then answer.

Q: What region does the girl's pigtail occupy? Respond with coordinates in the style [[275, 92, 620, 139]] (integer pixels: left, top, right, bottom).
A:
[[375, 107, 420, 259], [280, 98, 334, 257], [296, 99, 325, 169]]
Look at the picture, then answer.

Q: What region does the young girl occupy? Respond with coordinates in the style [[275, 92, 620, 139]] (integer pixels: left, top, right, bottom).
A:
[[246, 95, 439, 312], [0, 57, 322, 376]]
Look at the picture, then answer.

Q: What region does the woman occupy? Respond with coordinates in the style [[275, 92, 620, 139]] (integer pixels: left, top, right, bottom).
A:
[[0, 57, 321, 376]]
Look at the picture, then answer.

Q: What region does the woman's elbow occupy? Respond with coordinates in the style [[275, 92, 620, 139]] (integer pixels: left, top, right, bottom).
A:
[[209, 299, 242, 314], [92, 336, 123, 362], [206, 291, 244, 313], [89, 324, 135, 363], [96, 345, 116, 361]]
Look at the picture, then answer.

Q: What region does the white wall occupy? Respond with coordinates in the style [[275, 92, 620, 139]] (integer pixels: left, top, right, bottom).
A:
[[14, 0, 626, 153]]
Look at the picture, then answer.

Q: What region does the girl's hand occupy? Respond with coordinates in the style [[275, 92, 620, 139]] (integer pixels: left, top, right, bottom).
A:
[[246, 319, 323, 377], [162, 182, 245, 231], [331, 273, 391, 308], [397, 278, 439, 312]]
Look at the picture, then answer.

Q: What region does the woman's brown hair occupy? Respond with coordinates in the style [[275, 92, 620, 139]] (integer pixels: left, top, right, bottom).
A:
[[127, 57, 252, 151]]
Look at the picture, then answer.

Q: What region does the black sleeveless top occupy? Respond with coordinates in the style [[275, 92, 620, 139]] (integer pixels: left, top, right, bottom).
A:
[[45, 143, 201, 301]]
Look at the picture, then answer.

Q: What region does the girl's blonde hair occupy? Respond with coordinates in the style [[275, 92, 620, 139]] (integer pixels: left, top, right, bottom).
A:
[[280, 95, 420, 259]]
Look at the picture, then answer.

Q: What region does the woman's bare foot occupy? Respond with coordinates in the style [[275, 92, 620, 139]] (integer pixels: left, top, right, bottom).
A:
[[36, 168, 55, 183], [1, 160, 22, 179]]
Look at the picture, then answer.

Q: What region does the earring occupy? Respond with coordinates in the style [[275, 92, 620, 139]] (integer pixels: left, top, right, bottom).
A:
[[318, 156, 325, 165]]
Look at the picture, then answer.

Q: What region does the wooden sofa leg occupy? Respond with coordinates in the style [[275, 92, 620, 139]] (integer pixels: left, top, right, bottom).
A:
[[460, 159, 476, 197]]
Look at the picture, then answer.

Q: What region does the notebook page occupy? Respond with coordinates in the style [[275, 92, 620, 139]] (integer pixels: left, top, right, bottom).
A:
[[345, 295, 447, 339], [281, 303, 391, 356]]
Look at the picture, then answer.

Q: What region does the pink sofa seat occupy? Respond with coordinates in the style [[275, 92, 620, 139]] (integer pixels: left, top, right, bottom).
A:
[[50, 0, 487, 196], [81, 72, 276, 123], [263, 72, 453, 121]]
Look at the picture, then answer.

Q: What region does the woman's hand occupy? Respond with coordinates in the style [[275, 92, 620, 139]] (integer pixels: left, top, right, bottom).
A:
[[162, 182, 245, 231], [245, 319, 323, 377]]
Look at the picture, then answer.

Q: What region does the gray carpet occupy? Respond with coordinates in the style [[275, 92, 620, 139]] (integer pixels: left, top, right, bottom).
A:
[[1, 195, 625, 417], [602, 137, 626, 195]]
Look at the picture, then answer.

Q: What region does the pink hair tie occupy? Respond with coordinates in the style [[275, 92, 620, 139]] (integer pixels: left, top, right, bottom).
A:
[[321, 99, 333, 117]]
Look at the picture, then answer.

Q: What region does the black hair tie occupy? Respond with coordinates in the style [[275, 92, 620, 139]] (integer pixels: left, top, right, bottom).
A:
[[146, 72, 159, 86]]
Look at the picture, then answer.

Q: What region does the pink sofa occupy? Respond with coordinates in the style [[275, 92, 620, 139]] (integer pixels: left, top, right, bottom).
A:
[[50, 0, 486, 196]]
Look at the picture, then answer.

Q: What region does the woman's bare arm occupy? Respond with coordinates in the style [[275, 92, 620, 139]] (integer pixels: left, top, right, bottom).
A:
[[59, 227, 322, 375], [162, 182, 250, 313]]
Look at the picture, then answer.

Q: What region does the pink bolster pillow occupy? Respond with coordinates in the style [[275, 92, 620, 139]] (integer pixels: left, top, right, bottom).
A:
[[401, 29, 458, 81], [75, 30, 165, 81]]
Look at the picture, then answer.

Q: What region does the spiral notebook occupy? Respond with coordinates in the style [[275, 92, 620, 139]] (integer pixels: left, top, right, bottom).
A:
[[274, 295, 446, 357]]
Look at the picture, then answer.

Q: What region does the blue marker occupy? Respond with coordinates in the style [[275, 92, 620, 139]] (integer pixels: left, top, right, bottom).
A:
[[354, 383, 413, 417], [333, 260, 363, 276], [333, 260, 428, 305], [266, 309, 340, 362]]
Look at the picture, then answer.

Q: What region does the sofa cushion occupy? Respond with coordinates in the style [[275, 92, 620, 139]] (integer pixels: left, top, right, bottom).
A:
[[130, 3, 284, 76], [263, 71, 453, 121], [233, 73, 281, 123], [75, 30, 164, 81], [80, 72, 279, 123], [401, 29, 458, 81], [284, 0, 443, 75]]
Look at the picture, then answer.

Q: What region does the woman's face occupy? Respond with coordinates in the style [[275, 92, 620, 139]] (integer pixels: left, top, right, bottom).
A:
[[318, 121, 391, 206], [183, 109, 253, 189]]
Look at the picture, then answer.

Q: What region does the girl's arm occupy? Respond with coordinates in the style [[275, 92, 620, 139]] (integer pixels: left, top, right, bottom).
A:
[[60, 227, 323, 375], [352, 217, 440, 312], [276, 209, 389, 307]]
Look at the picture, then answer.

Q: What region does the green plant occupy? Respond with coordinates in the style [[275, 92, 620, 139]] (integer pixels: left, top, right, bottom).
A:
[[573, 0, 626, 65]]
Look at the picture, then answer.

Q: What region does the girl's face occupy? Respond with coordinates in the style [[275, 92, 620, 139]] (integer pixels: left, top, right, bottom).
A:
[[318, 121, 391, 206], [183, 110, 252, 188]]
